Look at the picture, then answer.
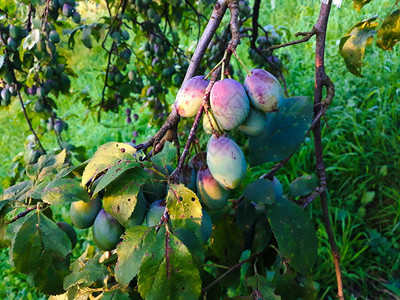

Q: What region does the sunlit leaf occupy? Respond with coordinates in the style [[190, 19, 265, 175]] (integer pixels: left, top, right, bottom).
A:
[[339, 16, 378, 77], [377, 9, 400, 50]]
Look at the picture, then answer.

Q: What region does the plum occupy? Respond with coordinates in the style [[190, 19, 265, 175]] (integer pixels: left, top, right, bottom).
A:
[[93, 209, 124, 251], [210, 78, 250, 130], [171, 165, 196, 192], [238, 108, 267, 137], [207, 136, 247, 189], [123, 190, 147, 227], [243, 69, 283, 112], [175, 76, 209, 117], [141, 166, 168, 203], [196, 167, 229, 210], [57, 221, 77, 249], [70, 196, 102, 229], [189, 151, 207, 173], [146, 199, 166, 227]]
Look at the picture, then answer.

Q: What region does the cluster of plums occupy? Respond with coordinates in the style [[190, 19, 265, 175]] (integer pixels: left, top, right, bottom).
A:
[[175, 69, 283, 189], [49, 0, 81, 23]]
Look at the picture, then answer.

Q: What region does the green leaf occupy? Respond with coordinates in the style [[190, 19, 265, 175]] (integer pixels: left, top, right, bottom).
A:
[[339, 17, 378, 77], [151, 141, 176, 167], [1, 180, 32, 202], [166, 184, 202, 236], [11, 211, 71, 295], [246, 274, 280, 299], [102, 290, 131, 300], [273, 269, 316, 299], [249, 97, 313, 165], [251, 210, 273, 254], [93, 159, 140, 196], [103, 169, 147, 226], [63, 254, 108, 290], [209, 216, 244, 265], [82, 142, 137, 186], [361, 191, 375, 205], [42, 178, 90, 205], [26, 149, 67, 181], [115, 226, 157, 285], [267, 197, 318, 274], [377, 9, 400, 50], [137, 231, 201, 300], [81, 25, 92, 49], [353, 0, 372, 11], [243, 179, 276, 204], [289, 174, 318, 197]]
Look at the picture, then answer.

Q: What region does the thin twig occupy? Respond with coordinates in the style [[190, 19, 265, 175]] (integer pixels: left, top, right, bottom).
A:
[[202, 251, 264, 295], [264, 29, 316, 53], [311, 1, 344, 299]]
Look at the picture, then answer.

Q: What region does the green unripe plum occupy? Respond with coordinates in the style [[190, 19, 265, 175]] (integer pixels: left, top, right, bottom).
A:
[[142, 167, 168, 203], [44, 66, 54, 79], [189, 151, 207, 173], [200, 209, 212, 243], [57, 221, 77, 249], [196, 167, 229, 210], [210, 78, 250, 130], [34, 100, 45, 113], [70, 196, 102, 229], [9, 25, 20, 39], [114, 72, 123, 83], [72, 11, 81, 23], [62, 4, 73, 17], [123, 190, 147, 227], [243, 69, 283, 112], [202, 112, 220, 134], [4, 72, 13, 85], [1, 89, 11, 102], [207, 136, 247, 189], [238, 108, 267, 137], [93, 209, 125, 251], [121, 30, 130, 40], [147, 8, 156, 19], [111, 31, 121, 43], [171, 165, 196, 191], [7, 37, 18, 49], [146, 199, 165, 227], [55, 64, 65, 74], [175, 76, 209, 117], [49, 30, 60, 43]]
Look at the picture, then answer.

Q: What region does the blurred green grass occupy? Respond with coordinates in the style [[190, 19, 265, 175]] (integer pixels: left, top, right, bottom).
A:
[[1, 0, 399, 299]]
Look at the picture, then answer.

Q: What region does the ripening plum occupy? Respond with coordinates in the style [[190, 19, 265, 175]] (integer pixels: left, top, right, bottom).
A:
[[57, 221, 77, 249], [175, 76, 209, 117], [207, 136, 247, 189], [202, 112, 220, 135], [142, 167, 168, 203], [93, 209, 125, 251], [70, 196, 102, 229], [123, 190, 147, 227], [196, 167, 230, 210], [243, 69, 283, 112], [200, 209, 212, 243], [210, 78, 250, 130], [189, 151, 207, 173], [146, 199, 165, 227], [171, 165, 196, 192], [238, 108, 267, 137]]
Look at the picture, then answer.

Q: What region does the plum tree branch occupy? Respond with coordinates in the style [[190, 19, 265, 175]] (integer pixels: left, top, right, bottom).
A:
[[311, 1, 344, 299], [136, 0, 229, 154]]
